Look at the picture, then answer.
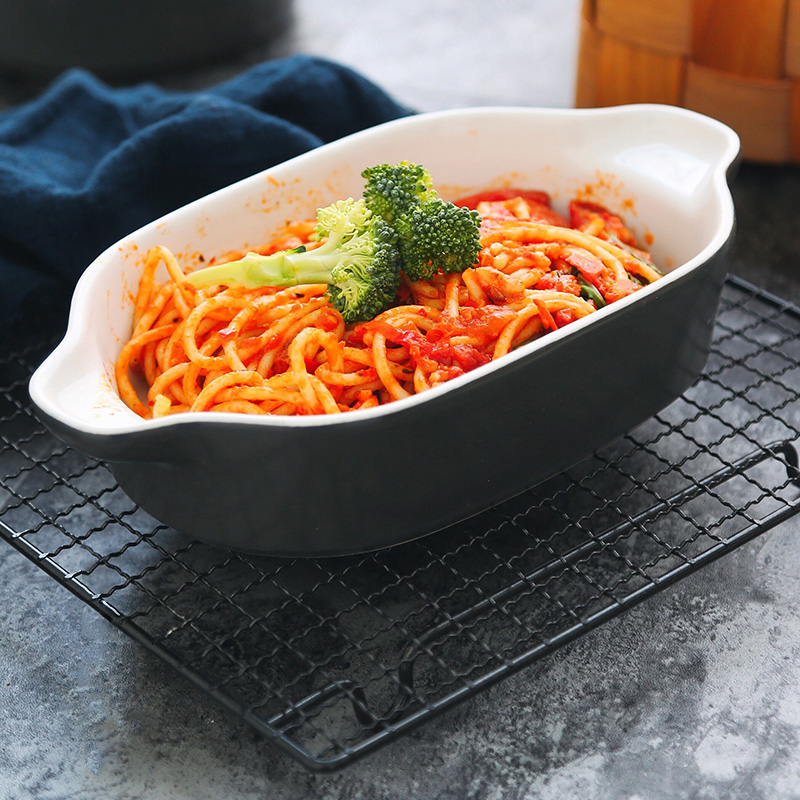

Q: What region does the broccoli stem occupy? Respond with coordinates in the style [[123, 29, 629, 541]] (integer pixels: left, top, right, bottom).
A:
[[188, 243, 339, 290]]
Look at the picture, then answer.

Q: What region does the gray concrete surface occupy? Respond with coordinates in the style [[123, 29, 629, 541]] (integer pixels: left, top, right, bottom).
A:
[[3, 1, 800, 798]]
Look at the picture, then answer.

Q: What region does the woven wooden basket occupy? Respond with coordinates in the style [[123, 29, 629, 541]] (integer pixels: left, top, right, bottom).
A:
[[575, 0, 800, 163]]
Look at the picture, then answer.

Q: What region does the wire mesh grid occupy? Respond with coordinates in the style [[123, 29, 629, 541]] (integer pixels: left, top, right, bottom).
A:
[[2, 275, 800, 770]]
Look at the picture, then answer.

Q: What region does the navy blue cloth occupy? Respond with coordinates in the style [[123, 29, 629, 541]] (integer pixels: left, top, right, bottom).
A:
[[0, 55, 410, 326]]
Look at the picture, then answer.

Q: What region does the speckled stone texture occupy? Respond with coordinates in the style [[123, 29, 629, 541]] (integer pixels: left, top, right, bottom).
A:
[[3, 1, 800, 798]]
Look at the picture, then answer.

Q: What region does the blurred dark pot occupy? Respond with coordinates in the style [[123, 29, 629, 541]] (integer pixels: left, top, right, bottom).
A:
[[0, 0, 293, 80]]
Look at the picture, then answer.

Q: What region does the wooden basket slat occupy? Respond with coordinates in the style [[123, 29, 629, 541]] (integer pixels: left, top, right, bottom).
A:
[[595, 0, 694, 55], [683, 62, 794, 162], [792, 82, 800, 161], [787, 0, 800, 78], [575, 3, 602, 108], [596, 32, 685, 106], [692, 0, 789, 78]]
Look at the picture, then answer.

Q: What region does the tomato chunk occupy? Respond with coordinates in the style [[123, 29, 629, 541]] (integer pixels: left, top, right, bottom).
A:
[[535, 271, 581, 296], [456, 188, 553, 209], [457, 189, 569, 227]]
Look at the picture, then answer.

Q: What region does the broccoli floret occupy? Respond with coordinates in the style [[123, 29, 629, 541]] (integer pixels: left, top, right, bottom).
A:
[[394, 198, 482, 281], [363, 161, 481, 281], [186, 198, 401, 323], [362, 161, 437, 225]]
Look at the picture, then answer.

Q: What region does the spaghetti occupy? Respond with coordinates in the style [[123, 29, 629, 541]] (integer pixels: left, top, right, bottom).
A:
[[116, 190, 660, 418]]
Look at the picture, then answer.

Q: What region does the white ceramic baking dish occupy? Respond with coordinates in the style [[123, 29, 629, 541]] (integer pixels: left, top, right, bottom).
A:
[[29, 105, 740, 555]]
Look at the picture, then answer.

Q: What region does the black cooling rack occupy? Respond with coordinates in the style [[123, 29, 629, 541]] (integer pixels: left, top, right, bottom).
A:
[[2, 275, 800, 771]]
